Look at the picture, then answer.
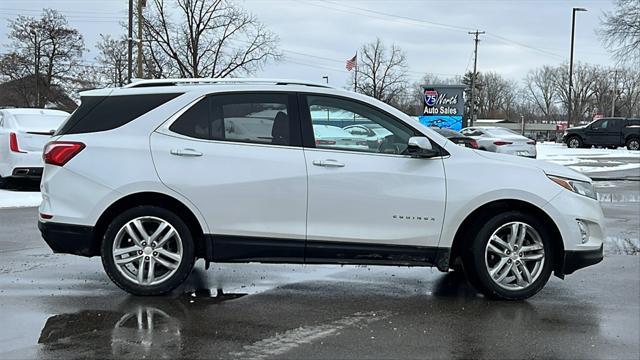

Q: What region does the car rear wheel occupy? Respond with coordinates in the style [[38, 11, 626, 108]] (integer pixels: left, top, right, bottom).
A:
[[566, 136, 582, 149], [463, 211, 554, 300], [627, 138, 640, 151], [101, 206, 196, 296]]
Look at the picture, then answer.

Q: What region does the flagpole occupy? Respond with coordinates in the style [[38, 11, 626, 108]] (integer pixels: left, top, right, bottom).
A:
[[353, 51, 358, 92]]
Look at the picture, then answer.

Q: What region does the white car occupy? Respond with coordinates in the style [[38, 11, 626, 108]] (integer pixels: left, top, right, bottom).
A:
[[0, 108, 69, 186], [461, 126, 537, 158], [343, 123, 392, 148], [313, 124, 369, 150], [38, 78, 604, 300]]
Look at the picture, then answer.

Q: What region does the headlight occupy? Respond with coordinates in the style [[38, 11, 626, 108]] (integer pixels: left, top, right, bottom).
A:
[[548, 175, 597, 200]]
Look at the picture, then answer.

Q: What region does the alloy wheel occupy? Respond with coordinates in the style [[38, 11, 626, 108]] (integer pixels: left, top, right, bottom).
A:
[[112, 216, 183, 286], [568, 138, 580, 148], [484, 222, 545, 291], [629, 139, 640, 151]]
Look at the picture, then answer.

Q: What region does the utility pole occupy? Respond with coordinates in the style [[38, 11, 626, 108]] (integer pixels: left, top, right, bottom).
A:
[[468, 30, 484, 127], [127, 0, 133, 83], [569, 7, 587, 126], [611, 69, 617, 117], [136, 0, 144, 78], [33, 31, 40, 108]]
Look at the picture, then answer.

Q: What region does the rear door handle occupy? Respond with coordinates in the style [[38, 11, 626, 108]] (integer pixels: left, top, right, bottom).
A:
[[312, 159, 345, 167], [170, 148, 203, 157]]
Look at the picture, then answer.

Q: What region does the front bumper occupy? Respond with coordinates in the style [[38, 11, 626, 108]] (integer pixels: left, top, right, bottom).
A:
[[561, 244, 604, 275], [38, 221, 98, 257]]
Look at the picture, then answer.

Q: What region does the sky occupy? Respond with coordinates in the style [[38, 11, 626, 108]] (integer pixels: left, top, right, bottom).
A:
[[0, 0, 617, 88]]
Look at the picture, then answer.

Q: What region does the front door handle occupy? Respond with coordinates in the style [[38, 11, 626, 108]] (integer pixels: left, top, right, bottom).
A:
[[312, 159, 345, 167], [170, 148, 203, 157]]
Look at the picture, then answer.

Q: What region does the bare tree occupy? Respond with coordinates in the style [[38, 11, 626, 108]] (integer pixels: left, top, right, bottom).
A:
[[525, 66, 558, 121], [617, 67, 640, 117], [352, 38, 408, 106], [95, 34, 128, 87], [0, 9, 85, 107], [553, 63, 597, 125], [599, 0, 640, 66], [142, 0, 281, 78]]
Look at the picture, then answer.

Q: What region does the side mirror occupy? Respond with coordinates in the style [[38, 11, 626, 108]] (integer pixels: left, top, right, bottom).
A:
[[407, 136, 439, 158]]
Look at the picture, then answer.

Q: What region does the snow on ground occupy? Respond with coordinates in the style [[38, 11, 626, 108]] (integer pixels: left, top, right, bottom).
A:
[[0, 190, 41, 209], [537, 142, 640, 175]]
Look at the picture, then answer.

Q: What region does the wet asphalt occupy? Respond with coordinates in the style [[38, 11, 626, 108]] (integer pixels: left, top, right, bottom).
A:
[[0, 165, 639, 359]]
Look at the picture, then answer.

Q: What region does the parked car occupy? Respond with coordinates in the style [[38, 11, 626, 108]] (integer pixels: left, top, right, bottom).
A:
[[39, 78, 603, 300], [461, 126, 537, 158], [312, 124, 369, 150], [430, 127, 478, 149], [343, 123, 392, 149], [0, 108, 69, 187], [563, 117, 640, 150]]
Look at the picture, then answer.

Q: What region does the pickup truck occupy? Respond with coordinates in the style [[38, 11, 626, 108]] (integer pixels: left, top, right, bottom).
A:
[[563, 117, 640, 150]]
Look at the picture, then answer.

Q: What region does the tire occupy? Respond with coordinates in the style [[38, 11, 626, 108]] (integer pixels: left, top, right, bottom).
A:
[[101, 205, 196, 296], [462, 211, 555, 300], [626, 137, 640, 151], [566, 136, 582, 149]]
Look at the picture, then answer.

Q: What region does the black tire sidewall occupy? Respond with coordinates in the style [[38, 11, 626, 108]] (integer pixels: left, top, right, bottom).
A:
[[101, 206, 196, 296], [466, 211, 555, 300]]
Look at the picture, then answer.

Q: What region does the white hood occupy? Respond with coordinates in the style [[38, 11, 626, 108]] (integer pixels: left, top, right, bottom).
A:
[[474, 150, 592, 182]]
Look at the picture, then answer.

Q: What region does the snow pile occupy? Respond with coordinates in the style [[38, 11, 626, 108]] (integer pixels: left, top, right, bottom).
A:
[[537, 143, 640, 175], [0, 190, 41, 209]]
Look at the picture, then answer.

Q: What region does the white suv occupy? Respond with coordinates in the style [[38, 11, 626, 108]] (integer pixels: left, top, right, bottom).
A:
[[38, 79, 604, 300]]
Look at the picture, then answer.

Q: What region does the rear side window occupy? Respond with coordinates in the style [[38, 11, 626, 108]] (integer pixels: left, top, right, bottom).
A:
[[56, 93, 181, 135], [169, 93, 297, 146]]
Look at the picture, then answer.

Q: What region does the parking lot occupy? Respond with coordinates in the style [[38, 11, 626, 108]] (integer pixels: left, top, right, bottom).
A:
[[1, 144, 639, 359]]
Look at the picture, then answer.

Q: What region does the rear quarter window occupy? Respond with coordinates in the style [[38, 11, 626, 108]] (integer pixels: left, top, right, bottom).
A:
[[56, 93, 182, 135]]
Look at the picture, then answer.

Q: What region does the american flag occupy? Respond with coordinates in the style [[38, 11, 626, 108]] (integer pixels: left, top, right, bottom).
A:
[[345, 54, 357, 71]]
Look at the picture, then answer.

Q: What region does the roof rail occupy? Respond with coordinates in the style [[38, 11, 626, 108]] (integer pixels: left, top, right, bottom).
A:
[[123, 78, 334, 89]]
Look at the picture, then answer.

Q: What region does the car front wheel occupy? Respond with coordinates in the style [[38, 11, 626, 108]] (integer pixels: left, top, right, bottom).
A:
[[101, 206, 196, 296], [566, 136, 582, 148], [463, 211, 554, 300]]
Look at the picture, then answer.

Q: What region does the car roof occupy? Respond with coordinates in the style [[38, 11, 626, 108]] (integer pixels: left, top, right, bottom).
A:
[[0, 108, 69, 116], [79, 78, 337, 97]]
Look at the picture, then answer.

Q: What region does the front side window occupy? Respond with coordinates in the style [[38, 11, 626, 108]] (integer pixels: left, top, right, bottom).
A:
[[306, 95, 415, 155], [592, 120, 608, 130], [169, 93, 292, 146]]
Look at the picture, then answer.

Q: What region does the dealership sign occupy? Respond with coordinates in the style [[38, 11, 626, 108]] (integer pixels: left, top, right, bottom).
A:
[[419, 85, 466, 130]]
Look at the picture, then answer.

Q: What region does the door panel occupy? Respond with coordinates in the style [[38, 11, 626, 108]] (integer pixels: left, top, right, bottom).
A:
[[151, 133, 307, 239], [300, 94, 447, 250], [304, 148, 446, 247]]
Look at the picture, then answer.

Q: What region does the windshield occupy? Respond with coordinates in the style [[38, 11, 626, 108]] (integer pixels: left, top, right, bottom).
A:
[[14, 114, 68, 131]]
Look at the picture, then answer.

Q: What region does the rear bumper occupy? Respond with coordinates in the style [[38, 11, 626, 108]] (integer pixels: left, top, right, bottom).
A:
[[38, 221, 98, 257], [561, 244, 604, 275]]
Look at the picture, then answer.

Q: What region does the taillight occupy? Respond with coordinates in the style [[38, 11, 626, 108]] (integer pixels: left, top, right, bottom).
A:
[[316, 139, 336, 145], [9, 132, 26, 153], [493, 141, 513, 146], [527, 140, 536, 145], [43, 141, 85, 166], [469, 139, 478, 149]]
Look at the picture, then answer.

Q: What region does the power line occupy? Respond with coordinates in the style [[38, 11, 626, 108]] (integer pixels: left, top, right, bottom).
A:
[[312, 0, 564, 59]]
